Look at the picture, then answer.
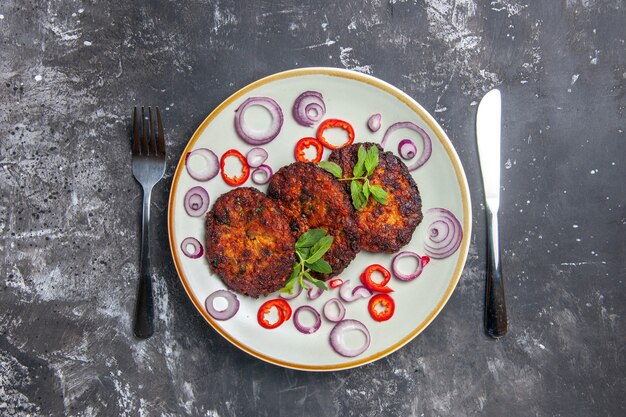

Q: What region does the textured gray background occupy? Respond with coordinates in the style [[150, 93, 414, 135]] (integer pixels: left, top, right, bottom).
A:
[[1, 0, 624, 416]]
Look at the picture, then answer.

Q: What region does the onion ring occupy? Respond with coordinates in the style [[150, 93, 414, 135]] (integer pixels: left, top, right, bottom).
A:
[[339, 280, 373, 302], [251, 164, 273, 185], [380, 121, 432, 171], [246, 147, 268, 168], [185, 148, 219, 181], [234, 97, 283, 145], [329, 319, 371, 357], [293, 91, 326, 127], [293, 305, 322, 334], [391, 251, 424, 281], [323, 298, 346, 322], [183, 186, 210, 217], [205, 290, 239, 321], [181, 237, 204, 259], [367, 113, 381, 132], [423, 208, 463, 259]]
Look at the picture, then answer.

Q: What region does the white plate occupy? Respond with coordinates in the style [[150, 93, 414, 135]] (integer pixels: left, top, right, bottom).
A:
[[168, 68, 471, 371]]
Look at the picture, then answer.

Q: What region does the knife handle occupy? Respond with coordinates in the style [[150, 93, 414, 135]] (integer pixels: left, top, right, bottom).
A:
[[484, 208, 508, 338]]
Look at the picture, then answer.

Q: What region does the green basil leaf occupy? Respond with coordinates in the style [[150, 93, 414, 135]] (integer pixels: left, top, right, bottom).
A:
[[306, 258, 332, 274], [304, 271, 328, 290], [350, 180, 367, 210], [369, 184, 388, 205], [280, 263, 302, 293], [365, 145, 379, 176], [353, 145, 367, 177], [318, 161, 343, 179], [296, 228, 327, 249], [362, 181, 370, 199], [307, 236, 334, 263]]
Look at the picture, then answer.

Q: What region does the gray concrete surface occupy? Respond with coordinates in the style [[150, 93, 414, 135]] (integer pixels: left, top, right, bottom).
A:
[[1, 0, 624, 416]]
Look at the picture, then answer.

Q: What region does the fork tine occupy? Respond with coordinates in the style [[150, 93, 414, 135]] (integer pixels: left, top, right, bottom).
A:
[[148, 107, 157, 154], [141, 107, 149, 154], [132, 107, 140, 155], [156, 107, 165, 155]]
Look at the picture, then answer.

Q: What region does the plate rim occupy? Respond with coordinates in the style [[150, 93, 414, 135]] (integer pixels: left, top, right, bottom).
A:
[[167, 67, 472, 371]]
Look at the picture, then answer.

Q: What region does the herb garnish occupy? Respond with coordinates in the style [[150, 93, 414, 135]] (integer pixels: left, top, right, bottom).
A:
[[318, 144, 389, 210], [281, 229, 333, 294]]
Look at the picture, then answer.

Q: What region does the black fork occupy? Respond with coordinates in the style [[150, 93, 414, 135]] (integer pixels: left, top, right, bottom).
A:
[[131, 107, 166, 339]]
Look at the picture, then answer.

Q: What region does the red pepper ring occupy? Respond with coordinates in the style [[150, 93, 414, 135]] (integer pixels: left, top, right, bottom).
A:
[[329, 278, 344, 289], [294, 137, 324, 163], [257, 299, 292, 329], [220, 149, 250, 186], [316, 118, 355, 150], [360, 264, 394, 293], [368, 293, 395, 322]]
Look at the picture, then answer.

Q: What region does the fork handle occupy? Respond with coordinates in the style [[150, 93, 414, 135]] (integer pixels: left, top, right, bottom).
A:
[[484, 208, 507, 338], [134, 188, 155, 339]]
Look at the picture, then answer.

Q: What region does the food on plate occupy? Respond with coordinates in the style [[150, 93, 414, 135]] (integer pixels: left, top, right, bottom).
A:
[[368, 293, 395, 322], [267, 162, 360, 279], [251, 164, 273, 185], [360, 264, 393, 293], [234, 97, 283, 145], [381, 121, 432, 171], [293, 305, 322, 334], [367, 113, 381, 132], [205, 187, 295, 297], [205, 290, 240, 321], [423, 208, 463, 259], [185, 148, 220, 181], [316, 118, 355, 149], [391, 251, 429, 281], [328, 142, 423, 253], [294, 137, 324, 163], [292, 91, 326, 127], [257, 298, 292, 329], [220, 149, 250, 186], [319, 144, 388, 211]]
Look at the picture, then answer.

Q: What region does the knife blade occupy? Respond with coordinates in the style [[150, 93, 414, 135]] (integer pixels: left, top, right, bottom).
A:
[[476, 89, 508, 338]]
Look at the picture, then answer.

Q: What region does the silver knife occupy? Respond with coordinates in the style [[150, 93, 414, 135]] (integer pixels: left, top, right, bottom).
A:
[[476, 89, 508, 338]]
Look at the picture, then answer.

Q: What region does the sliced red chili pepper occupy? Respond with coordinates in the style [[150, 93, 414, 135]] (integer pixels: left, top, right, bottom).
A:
[[329, 278, 344, 289], [360, 264, 393, 293], [368, 293, 395, 322], [220, 149, 250, 186], [257, 299, 292, 329], [316, 118, 355, 150], [294, 137, 324, 163]]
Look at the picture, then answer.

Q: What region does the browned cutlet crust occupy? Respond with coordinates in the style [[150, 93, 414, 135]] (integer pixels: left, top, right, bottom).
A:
[[267, 162, 360, 280], [205, 187, 295, 297], [328, 143, 423, 253]]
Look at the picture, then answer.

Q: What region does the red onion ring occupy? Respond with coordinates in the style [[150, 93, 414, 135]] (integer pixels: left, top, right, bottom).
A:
[[246, 147, 268, 168], [339, 280, 373, 302], [329, 319, 371, 357], [185, 148, 219, 181], [293, 91, 326, 127], [205, 290, 239, 320], [293, 305, 321, 334], [323, 298, 346, 322], [234, 97, 283, 145], [424, 208, 463, 259], [183, 186, 210, 217], [381, 121, 432, 171], [398, 139, 417, 160], [251, 164, 273, 185], [391, 251, 424, 281], [307, 285, 323, 300], [279, 281, 302, 300], [181, 237, 204, 259], [367, 113, 381, 132]]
